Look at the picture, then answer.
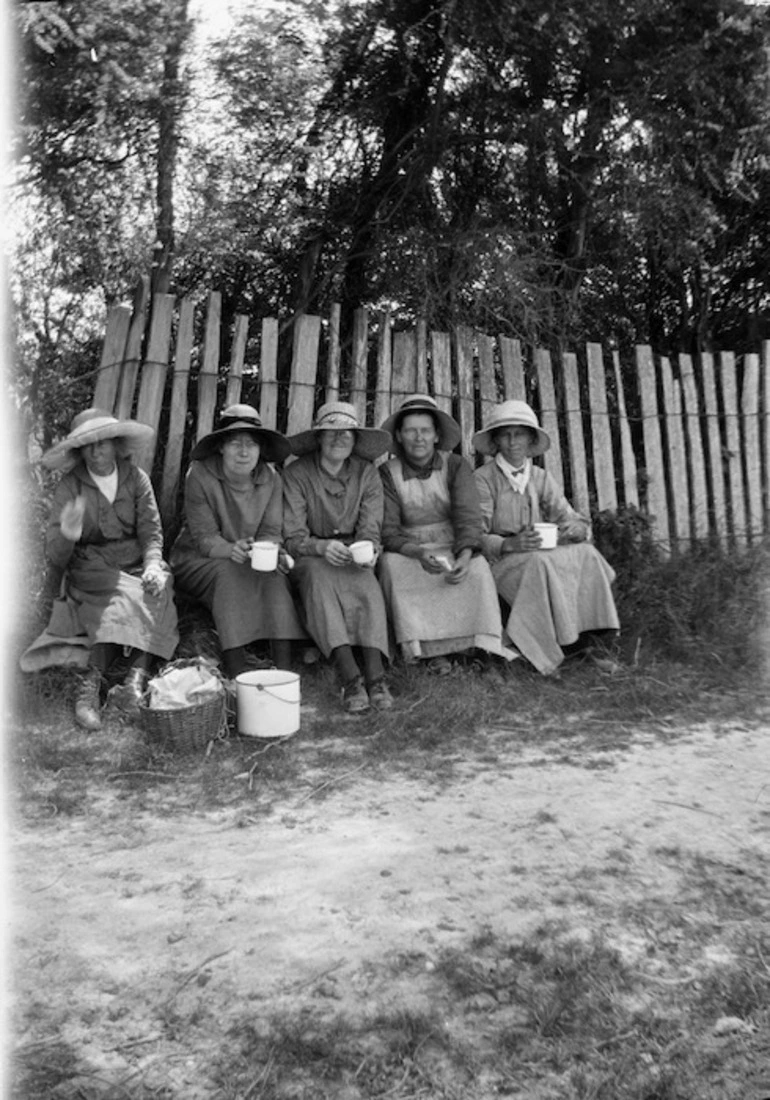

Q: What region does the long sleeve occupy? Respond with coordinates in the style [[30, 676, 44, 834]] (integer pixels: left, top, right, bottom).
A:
[[446, 454, 484, 555], [475, 465, 507, 561], [133, 468, 165, 565], [182, 464, 234, 558], [45, 475, 81, 570], [283, 455, 382, 558], [380, 464, 411, 553]]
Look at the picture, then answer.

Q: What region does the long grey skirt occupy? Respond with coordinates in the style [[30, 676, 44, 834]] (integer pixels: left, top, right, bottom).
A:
[[291, 558, 389, 659], [174, 557, 306, 650], [492, 542, 619, 674]]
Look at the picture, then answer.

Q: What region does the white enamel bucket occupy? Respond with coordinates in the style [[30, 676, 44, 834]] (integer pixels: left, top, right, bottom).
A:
[[235, 670, 300, 738]]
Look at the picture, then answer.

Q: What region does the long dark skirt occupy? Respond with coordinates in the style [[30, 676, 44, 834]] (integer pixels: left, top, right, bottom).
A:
[[292, 558, 389, 659], [174, 557, 306, 650]]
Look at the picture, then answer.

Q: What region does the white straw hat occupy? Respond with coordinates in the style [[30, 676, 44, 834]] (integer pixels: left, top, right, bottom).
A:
[[41, 409, 155, 472], [472, 400, 551, 456], [288, 402, 391, 461]]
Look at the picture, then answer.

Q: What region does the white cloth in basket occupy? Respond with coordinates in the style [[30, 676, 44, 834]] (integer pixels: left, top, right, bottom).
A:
[[148, 663, 224, 710]]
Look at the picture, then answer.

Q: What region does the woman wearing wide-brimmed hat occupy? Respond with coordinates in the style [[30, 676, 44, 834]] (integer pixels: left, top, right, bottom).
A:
[[171, 404, 307, 679], [282, 402, 393, 714], [473, 400, 619, 676], [378, 394, 513, 673], [21, 408, 179, 730]]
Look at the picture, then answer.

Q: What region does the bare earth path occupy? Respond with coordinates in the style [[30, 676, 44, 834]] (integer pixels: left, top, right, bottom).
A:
[[10, 716, 770, 1098]]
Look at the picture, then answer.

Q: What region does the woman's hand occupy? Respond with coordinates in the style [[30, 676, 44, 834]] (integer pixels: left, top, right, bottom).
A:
[[142, 563, 167, 596], [446, 548, 472, 585], [502, 528, 542, 554], [230, 538, 253, 565], [324, 539, 353, 567], [417, 548, 449, 575], [60, 496, 86, 541], [277, 548, 295, 574], [558, 520, 587, 544]]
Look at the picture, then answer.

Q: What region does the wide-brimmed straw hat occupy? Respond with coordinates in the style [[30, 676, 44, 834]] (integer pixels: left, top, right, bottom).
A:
[[191, 404, 291, 463], [41, 408, 155, 472], [288, 402, 391, 461], [379, 394, 462, 452], [472, 400, 551, 457]]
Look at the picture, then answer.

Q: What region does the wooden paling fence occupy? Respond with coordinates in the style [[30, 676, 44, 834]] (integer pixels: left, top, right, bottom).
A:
[[92, 278, 770, 551]]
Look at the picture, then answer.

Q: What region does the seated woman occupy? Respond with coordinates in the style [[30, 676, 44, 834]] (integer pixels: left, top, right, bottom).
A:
[[282, 402, 393, 715], [378, 394, 512, 674], [171, 404, 307, 680], [26, 408, 179, 730], [473, 400, 620, 676]]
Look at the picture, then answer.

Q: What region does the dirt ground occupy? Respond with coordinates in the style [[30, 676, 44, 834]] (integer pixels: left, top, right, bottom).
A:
[[9, 699, 770, 1098]]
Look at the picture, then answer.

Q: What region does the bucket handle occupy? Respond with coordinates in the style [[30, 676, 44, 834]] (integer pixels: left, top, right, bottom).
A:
[[247, 683, 296, 703]]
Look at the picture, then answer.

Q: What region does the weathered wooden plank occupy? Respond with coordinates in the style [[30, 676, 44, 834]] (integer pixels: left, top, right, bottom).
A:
[[431, 331, 452, 415], [325, 303, 341, 404], [700, 351, 727, 542], [93, 305, 131, 412], [259, 318, 279, 430], [225, 313, 249, 407], [115, 275, 150, 419], [636, 346, 670, 551], [373, 310, 392, 429], [741, 352, 762, 541], [286, 314, 321, 437], [416, 319, 428, 395], [455, 326, 475, 459], [477, 332, 497, 439], [586, 343, 617, 513], [348, 308, 368, 423], [721, 351, 747, 548], [562, 351, 590, 517], [499, 336, 525, 401], [660, 356, 690, 549], [678, 353, 708, 540], [196, 292, 221, 442], [534, 348, 561, 482], [134, 293, 175, 473], [611, 350, 638, 508], [159, 296, 195, 523], [391, 329, 416, 416], [764, 341, 770, 528]]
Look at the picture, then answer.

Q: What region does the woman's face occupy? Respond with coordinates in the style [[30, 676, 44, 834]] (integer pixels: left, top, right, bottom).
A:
[[397, 413, 439, 465], [493, 425, 537, 468], [318, 429, 355, 466], [82, 438, 117, 477], [220, 431, 261, 477]]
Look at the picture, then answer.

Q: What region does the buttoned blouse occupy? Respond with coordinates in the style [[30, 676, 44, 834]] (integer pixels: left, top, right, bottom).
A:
[[282, 452, 383, 558]]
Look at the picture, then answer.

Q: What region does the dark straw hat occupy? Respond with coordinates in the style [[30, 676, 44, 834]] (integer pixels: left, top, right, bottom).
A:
[[191, 404, 291, 463], [288, 402, 391, 461], [379, 393, 462, 453], [41, 409, 155, 472]]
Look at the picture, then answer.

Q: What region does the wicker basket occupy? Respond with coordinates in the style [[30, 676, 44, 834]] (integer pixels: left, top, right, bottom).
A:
[[139, 690, 227, 754]]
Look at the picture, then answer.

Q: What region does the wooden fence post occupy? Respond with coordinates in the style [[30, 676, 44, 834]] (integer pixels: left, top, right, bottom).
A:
[[455, 325, 475, 460], [498, 336, 525, 400], [196, 292, 221, 444], [636, 346, 670, 552], [287, 314, 321, 436], [115, 276, 150, 420], [135, 293, 175, 473], [562, 351, 590, 517], [611, 350, 639, 509], [721, 351, 747, 548], [587, 343, 617, 513], [431, 331, 452, 415], [373, 310, 392, 428], [93, 305, 131, 413], [159, 295, 195, 523], [225, 314, 249, 408], [534, 348, 561, 483], [660, 356, 690, 549], [678, 353, 708, 540]]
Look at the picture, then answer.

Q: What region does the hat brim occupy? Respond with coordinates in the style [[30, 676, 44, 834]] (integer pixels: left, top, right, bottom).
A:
[[380, 404, 462, 453], [288, 426, 392, 461], [191, 425, 292, 464], [472, 421, 550, 457], [41, 420, 155, 472]]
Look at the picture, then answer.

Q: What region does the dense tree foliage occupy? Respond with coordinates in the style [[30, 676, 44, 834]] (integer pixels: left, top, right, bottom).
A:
[[10, 0, 770, 437]]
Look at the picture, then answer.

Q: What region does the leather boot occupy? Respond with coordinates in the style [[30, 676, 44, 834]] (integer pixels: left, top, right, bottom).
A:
[[111, 667, 150, 717], [75, 668, 102, 731]]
